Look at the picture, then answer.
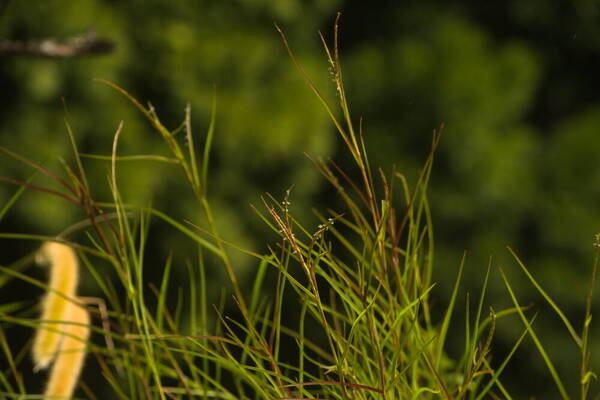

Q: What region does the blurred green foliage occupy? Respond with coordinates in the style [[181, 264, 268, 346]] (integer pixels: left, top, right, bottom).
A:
[[1, 0, 599, 397]]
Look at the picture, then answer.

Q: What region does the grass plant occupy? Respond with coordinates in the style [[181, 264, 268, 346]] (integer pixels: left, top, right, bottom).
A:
[[0, 16, 597, 399]]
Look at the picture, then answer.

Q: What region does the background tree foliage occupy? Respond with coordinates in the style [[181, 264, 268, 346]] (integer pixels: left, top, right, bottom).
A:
[[1, 0, 599, 397]]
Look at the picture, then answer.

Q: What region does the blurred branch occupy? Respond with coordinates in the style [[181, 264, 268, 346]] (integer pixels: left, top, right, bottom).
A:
[[0, 29, 115, 58]]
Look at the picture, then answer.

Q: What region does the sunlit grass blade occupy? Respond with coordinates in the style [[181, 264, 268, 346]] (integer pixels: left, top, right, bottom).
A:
[[79, 153, 180, 164], [475, 316, 533, 400], [507, 246, 581, 347], [0, 170, 38, 223], [580, 234, 598, 400], [435, 251, 465, 368], [0, 328, 23, 395], [62, 107, 90, 194], [201, 89, 216, 192], [155, 254, 173, 332], [499, 267, 570, 400]]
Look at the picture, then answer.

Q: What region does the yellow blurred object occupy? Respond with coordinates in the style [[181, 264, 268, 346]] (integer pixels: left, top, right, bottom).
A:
[[44, 303, 90, 399], [32, 242, 80, 371], [32, 242, 89, 399]]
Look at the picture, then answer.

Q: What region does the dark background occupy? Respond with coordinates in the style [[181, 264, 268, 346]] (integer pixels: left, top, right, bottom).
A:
[[1, 0, 599, 397]]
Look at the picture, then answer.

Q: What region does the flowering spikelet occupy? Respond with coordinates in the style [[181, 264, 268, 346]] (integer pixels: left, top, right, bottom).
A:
[[32, 242, 80, 371], [44, 303, 90, 399]]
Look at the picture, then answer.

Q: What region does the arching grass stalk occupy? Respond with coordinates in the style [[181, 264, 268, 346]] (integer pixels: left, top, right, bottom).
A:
[[96, 78, 249, 320]]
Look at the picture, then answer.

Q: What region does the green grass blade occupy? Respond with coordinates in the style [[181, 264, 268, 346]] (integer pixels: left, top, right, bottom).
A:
[[156, 254, 173, 332], [435, 251, 466, 368], [508, 246, 581, 347], [201, 89, 217, 192], [500, 267, 570, 400], [0, 170, 38, 222]]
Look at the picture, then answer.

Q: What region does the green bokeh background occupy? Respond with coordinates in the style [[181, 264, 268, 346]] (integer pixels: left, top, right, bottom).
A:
[[1, 1, 599, 397]]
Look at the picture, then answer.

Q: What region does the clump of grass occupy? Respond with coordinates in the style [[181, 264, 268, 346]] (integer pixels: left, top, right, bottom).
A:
[[0, 15, 597, 399]]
